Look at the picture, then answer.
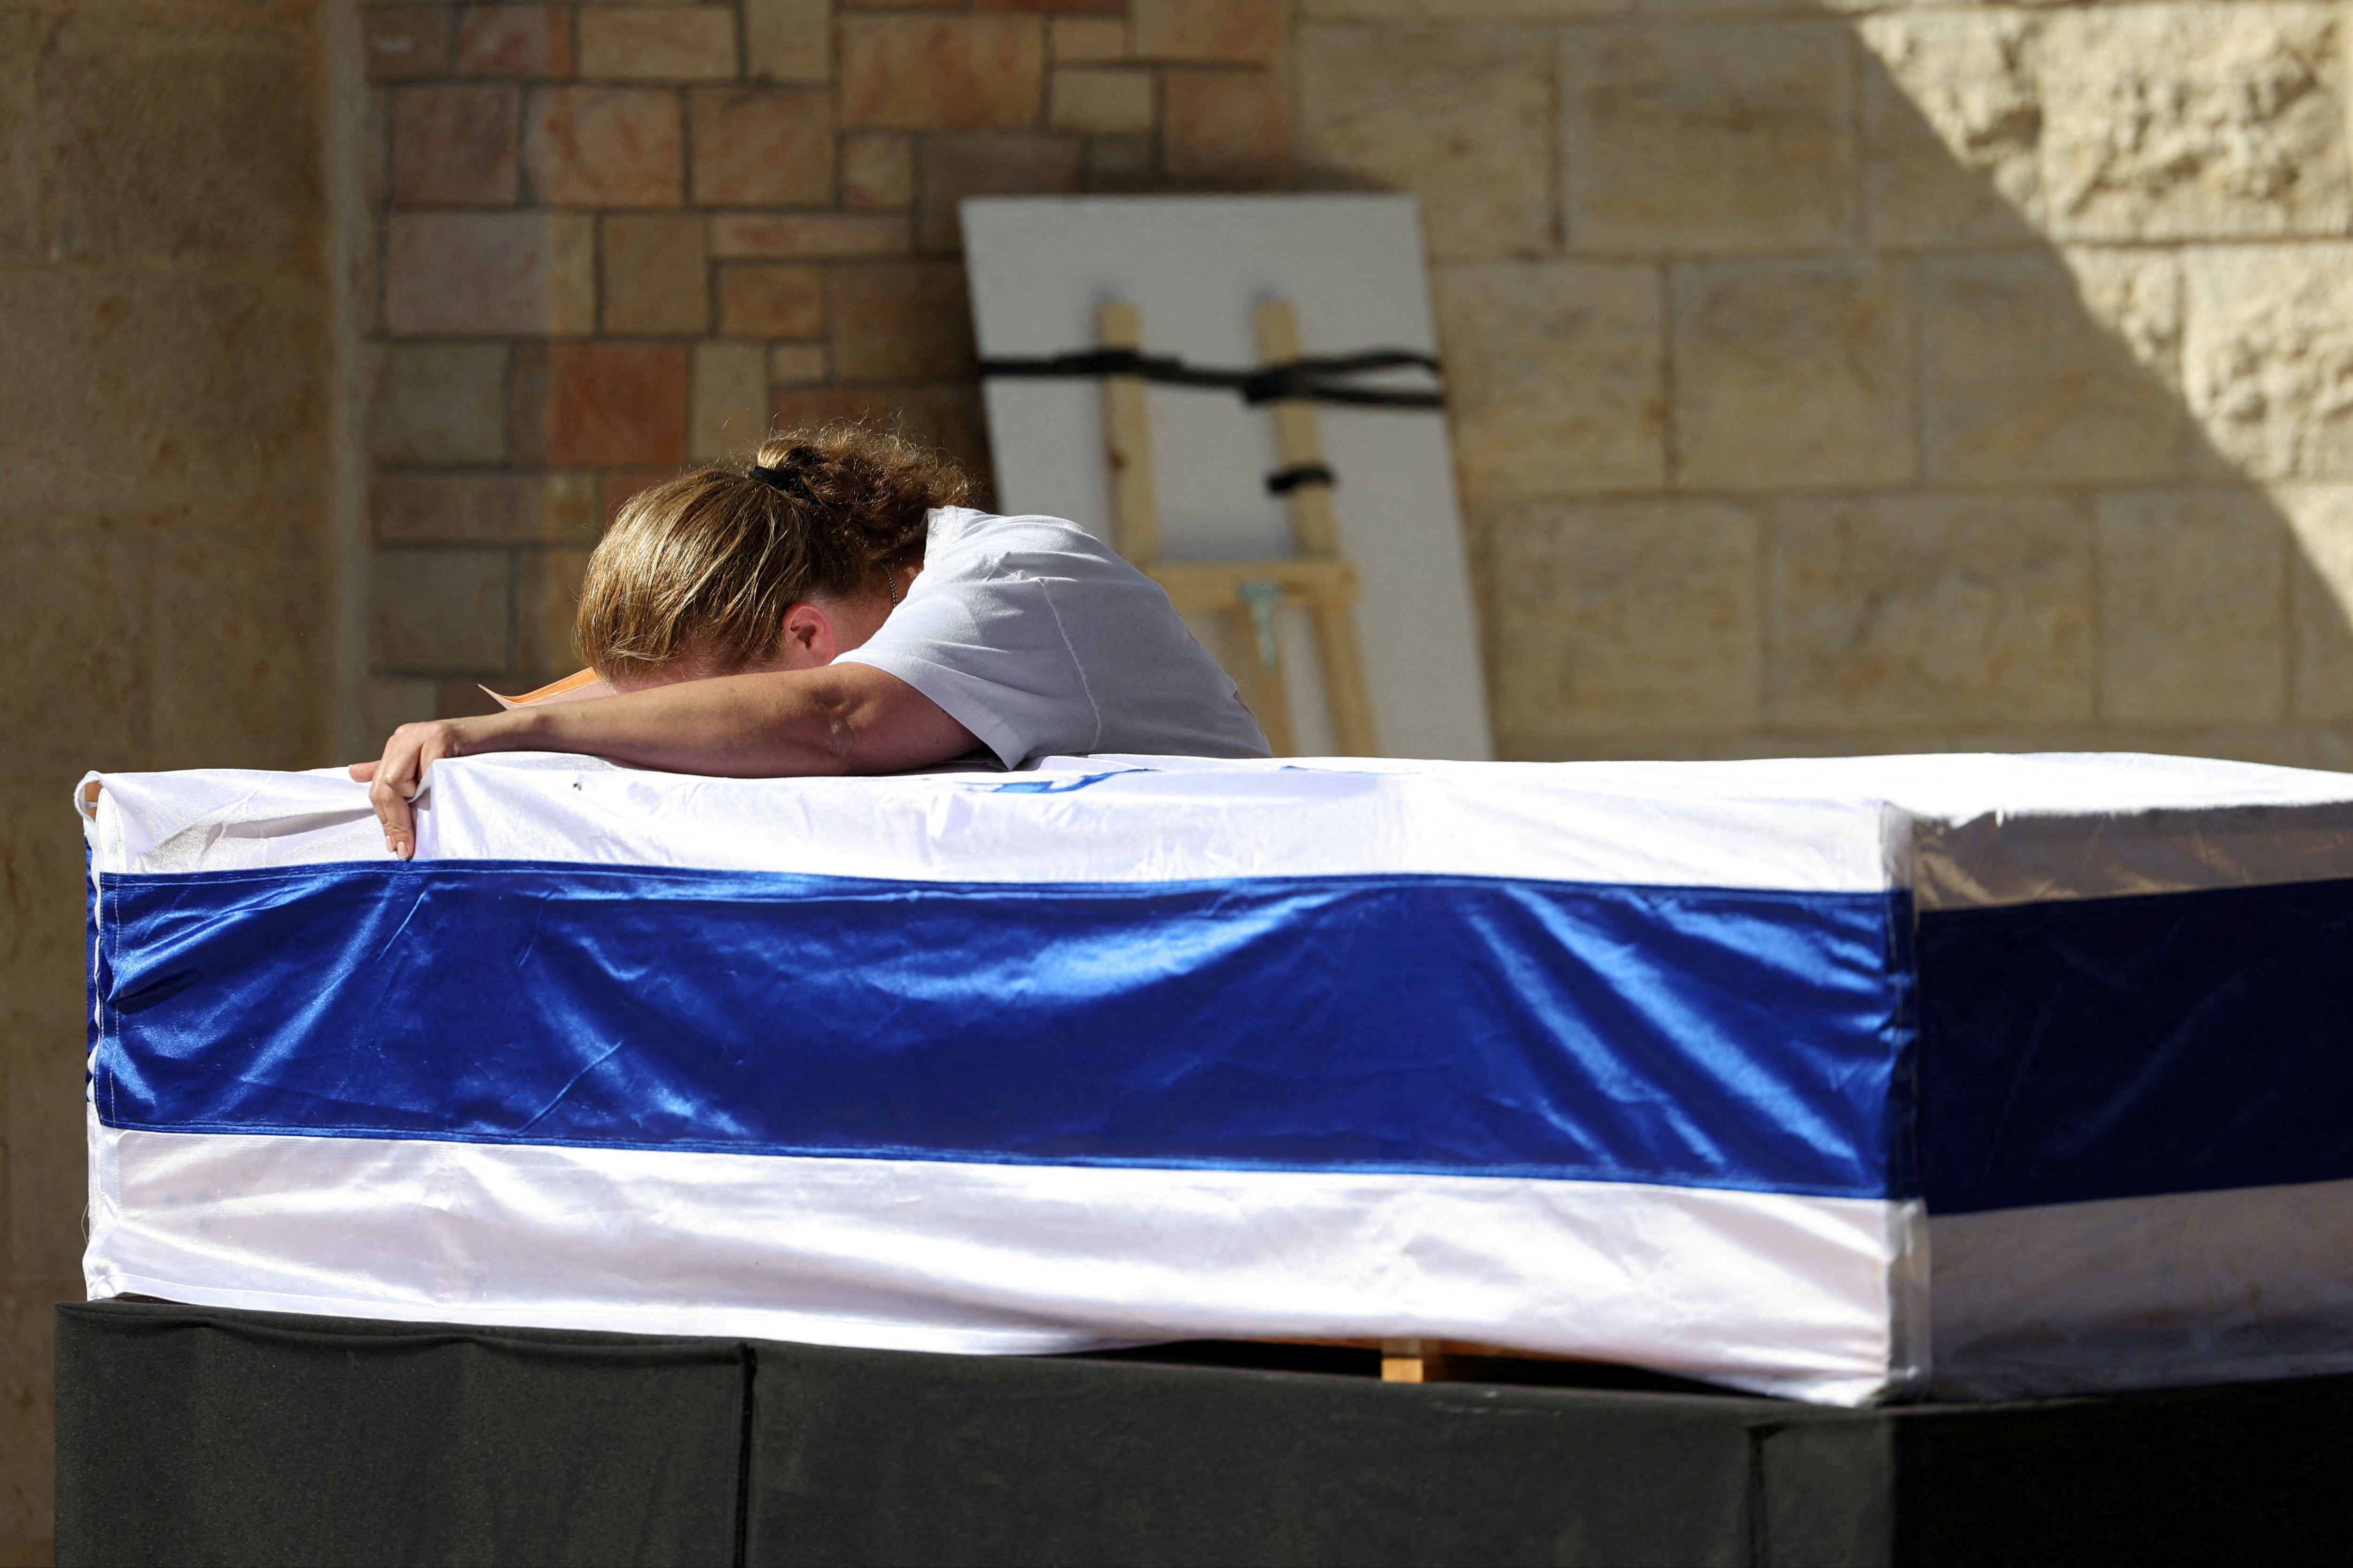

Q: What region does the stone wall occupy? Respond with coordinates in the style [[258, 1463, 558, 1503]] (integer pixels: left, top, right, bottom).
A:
[[359, 0, 1293, 723], [360, 0, 2353, 771], [0, 0, 341, 1555], [1307, 0, 2353, 767]]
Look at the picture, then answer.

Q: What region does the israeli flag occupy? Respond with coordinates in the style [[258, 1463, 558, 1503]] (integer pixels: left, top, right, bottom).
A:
[[78, 752, 2353, 1406]]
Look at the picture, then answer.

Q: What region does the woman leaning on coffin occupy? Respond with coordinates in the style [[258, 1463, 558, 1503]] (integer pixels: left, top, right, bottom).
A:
[[353, 422, 1271, 858]]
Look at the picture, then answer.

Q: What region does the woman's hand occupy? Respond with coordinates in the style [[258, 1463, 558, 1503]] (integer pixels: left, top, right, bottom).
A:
[[349, 717, 493, 860]]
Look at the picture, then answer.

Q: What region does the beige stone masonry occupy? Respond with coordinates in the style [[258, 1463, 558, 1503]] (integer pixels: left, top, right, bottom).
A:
[[1051, 69, 1156, 136], [371, 547, 514, 671], [2039, 4, 2351, 242], [838, 16, 1046, 131], [710, 211, 910, 257], [1670, 257, 1916, 491], [1768, 494, 2095, 729], [1434, 260, 1665, 502], [1859, 9, 2042, 247], [1298, 26, 1554, 263], [1486, 498, 1762, 742], [577, 8, 740, 82], [746, 0, 832, 82], [370, 343, 510, 465], [385, 211, 596, 335], [2185, 242, 2353, 481], [2282, 484, 2353, 721], [693, 342, 774, 460], [602, 213, 710, 335], [1561, 20, 1854, 254], [2096, 489, 2289, 725], [371, 472, 601, 543], [1921, 250, 2186, 486]]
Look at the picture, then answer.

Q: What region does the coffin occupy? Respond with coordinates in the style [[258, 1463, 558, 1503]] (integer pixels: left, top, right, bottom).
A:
[[77, 750, 2353, 1405]]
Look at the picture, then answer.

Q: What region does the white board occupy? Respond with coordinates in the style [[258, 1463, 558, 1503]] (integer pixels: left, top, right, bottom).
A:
[[960, 195, 1493, 762]]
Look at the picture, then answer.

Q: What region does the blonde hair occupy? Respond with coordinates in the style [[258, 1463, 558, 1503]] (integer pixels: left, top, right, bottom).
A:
[[577, 422, 972, 682]]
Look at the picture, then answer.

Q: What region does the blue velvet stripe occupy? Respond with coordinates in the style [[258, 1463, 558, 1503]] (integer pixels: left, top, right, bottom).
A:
[[92, 863, 1917, 1200], [1918, 876, 2353, 1215]]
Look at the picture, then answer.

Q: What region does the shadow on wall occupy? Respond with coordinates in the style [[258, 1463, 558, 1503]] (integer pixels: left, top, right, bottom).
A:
[[1322, 4, 2353, 768]]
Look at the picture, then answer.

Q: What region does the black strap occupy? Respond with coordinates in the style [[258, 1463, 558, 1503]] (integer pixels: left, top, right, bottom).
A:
[[1265, 464, 1335, 495], [980, 347, 1444, 410]]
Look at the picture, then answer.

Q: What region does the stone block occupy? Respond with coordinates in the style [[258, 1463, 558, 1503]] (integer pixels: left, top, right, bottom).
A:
[[0, 12, 39, 260], [1433, 260, 1664, 504], [392, 85, 522, 207], [149, 517, 329, 770], [603, 467, 684, 527], [545, 342, 690, 465], [0, 1295, 56, 1545], [439, 679, 508, 718], [1767, 494, 2094, 728], [840, 16, 1047, 130], [2184, 242, 2353, 481], [577, 7, 738, 80], [1050, 68, 1154, 135], [689, 87, 834, 205], [1858, 11, 2041, 248], [770, 343, 828, 383], [359, 679, 441, 745], [365, 7, 451, 80], [1299, 26, 1549, 264], [364, 90, 391, 213], [518, 547, 596, 671], [47, 31, 319, 262], [873, 382, 991, 479], [369, 343, 510, 465], [506, 342, 551, 464], [0, 791, 98, 1034], [772, 386, 889, 436], [1052, 17, 1127, 62], [385, 211, 597, 335], [719, 264, 826, 337], [2095, 490, 2287, 725], [916, 133, 1081, 251], [371, 547, 514, 673], [831, 261, 977, 380], [693, 342, 774, 459], [7, 1037, 87, 1293], [1560, 21, 1852, 254], [747, 0, 833, 82], [457, 7, 575, 78], [373, 471, 602, 543], [712, 211, 909, 257], [0, 273, 328, 516], [1162, 69, 1286, 182], [1131, 0, 1283, 63], [0, 529, 146, 781], [1922, 250, 2185, 485], [1671, 257, 1915, 491], [842, 134, 915, 207], [2039, 5, 2352, 242], [524, 86, 683, 207], [2282, 483, 2353, 720], [1084, 136, 1156, 192], [602, 212, 709, 335], [1312, 0, 1618, 11], [1486, 499, 1761, 740]]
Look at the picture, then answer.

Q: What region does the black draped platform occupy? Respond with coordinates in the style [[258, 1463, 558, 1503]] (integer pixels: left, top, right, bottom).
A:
[[54, 1301, 2353, 1567]]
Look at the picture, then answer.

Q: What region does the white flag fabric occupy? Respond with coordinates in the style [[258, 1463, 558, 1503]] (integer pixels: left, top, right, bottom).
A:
[[77, 751, 2353, 1405]]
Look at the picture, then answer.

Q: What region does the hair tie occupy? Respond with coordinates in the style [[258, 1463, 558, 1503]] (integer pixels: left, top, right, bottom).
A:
[[749, 463, 816, 503]]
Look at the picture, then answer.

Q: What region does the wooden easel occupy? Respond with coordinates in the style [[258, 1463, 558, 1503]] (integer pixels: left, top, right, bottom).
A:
[[1094, 301, 1379, 757]]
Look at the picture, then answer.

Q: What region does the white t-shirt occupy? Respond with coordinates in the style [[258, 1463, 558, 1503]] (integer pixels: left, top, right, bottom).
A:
[[834, 507, 1272, 768]]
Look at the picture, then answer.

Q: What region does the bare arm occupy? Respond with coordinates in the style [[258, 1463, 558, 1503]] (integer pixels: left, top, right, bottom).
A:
[[350, 663, 978, 858]]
